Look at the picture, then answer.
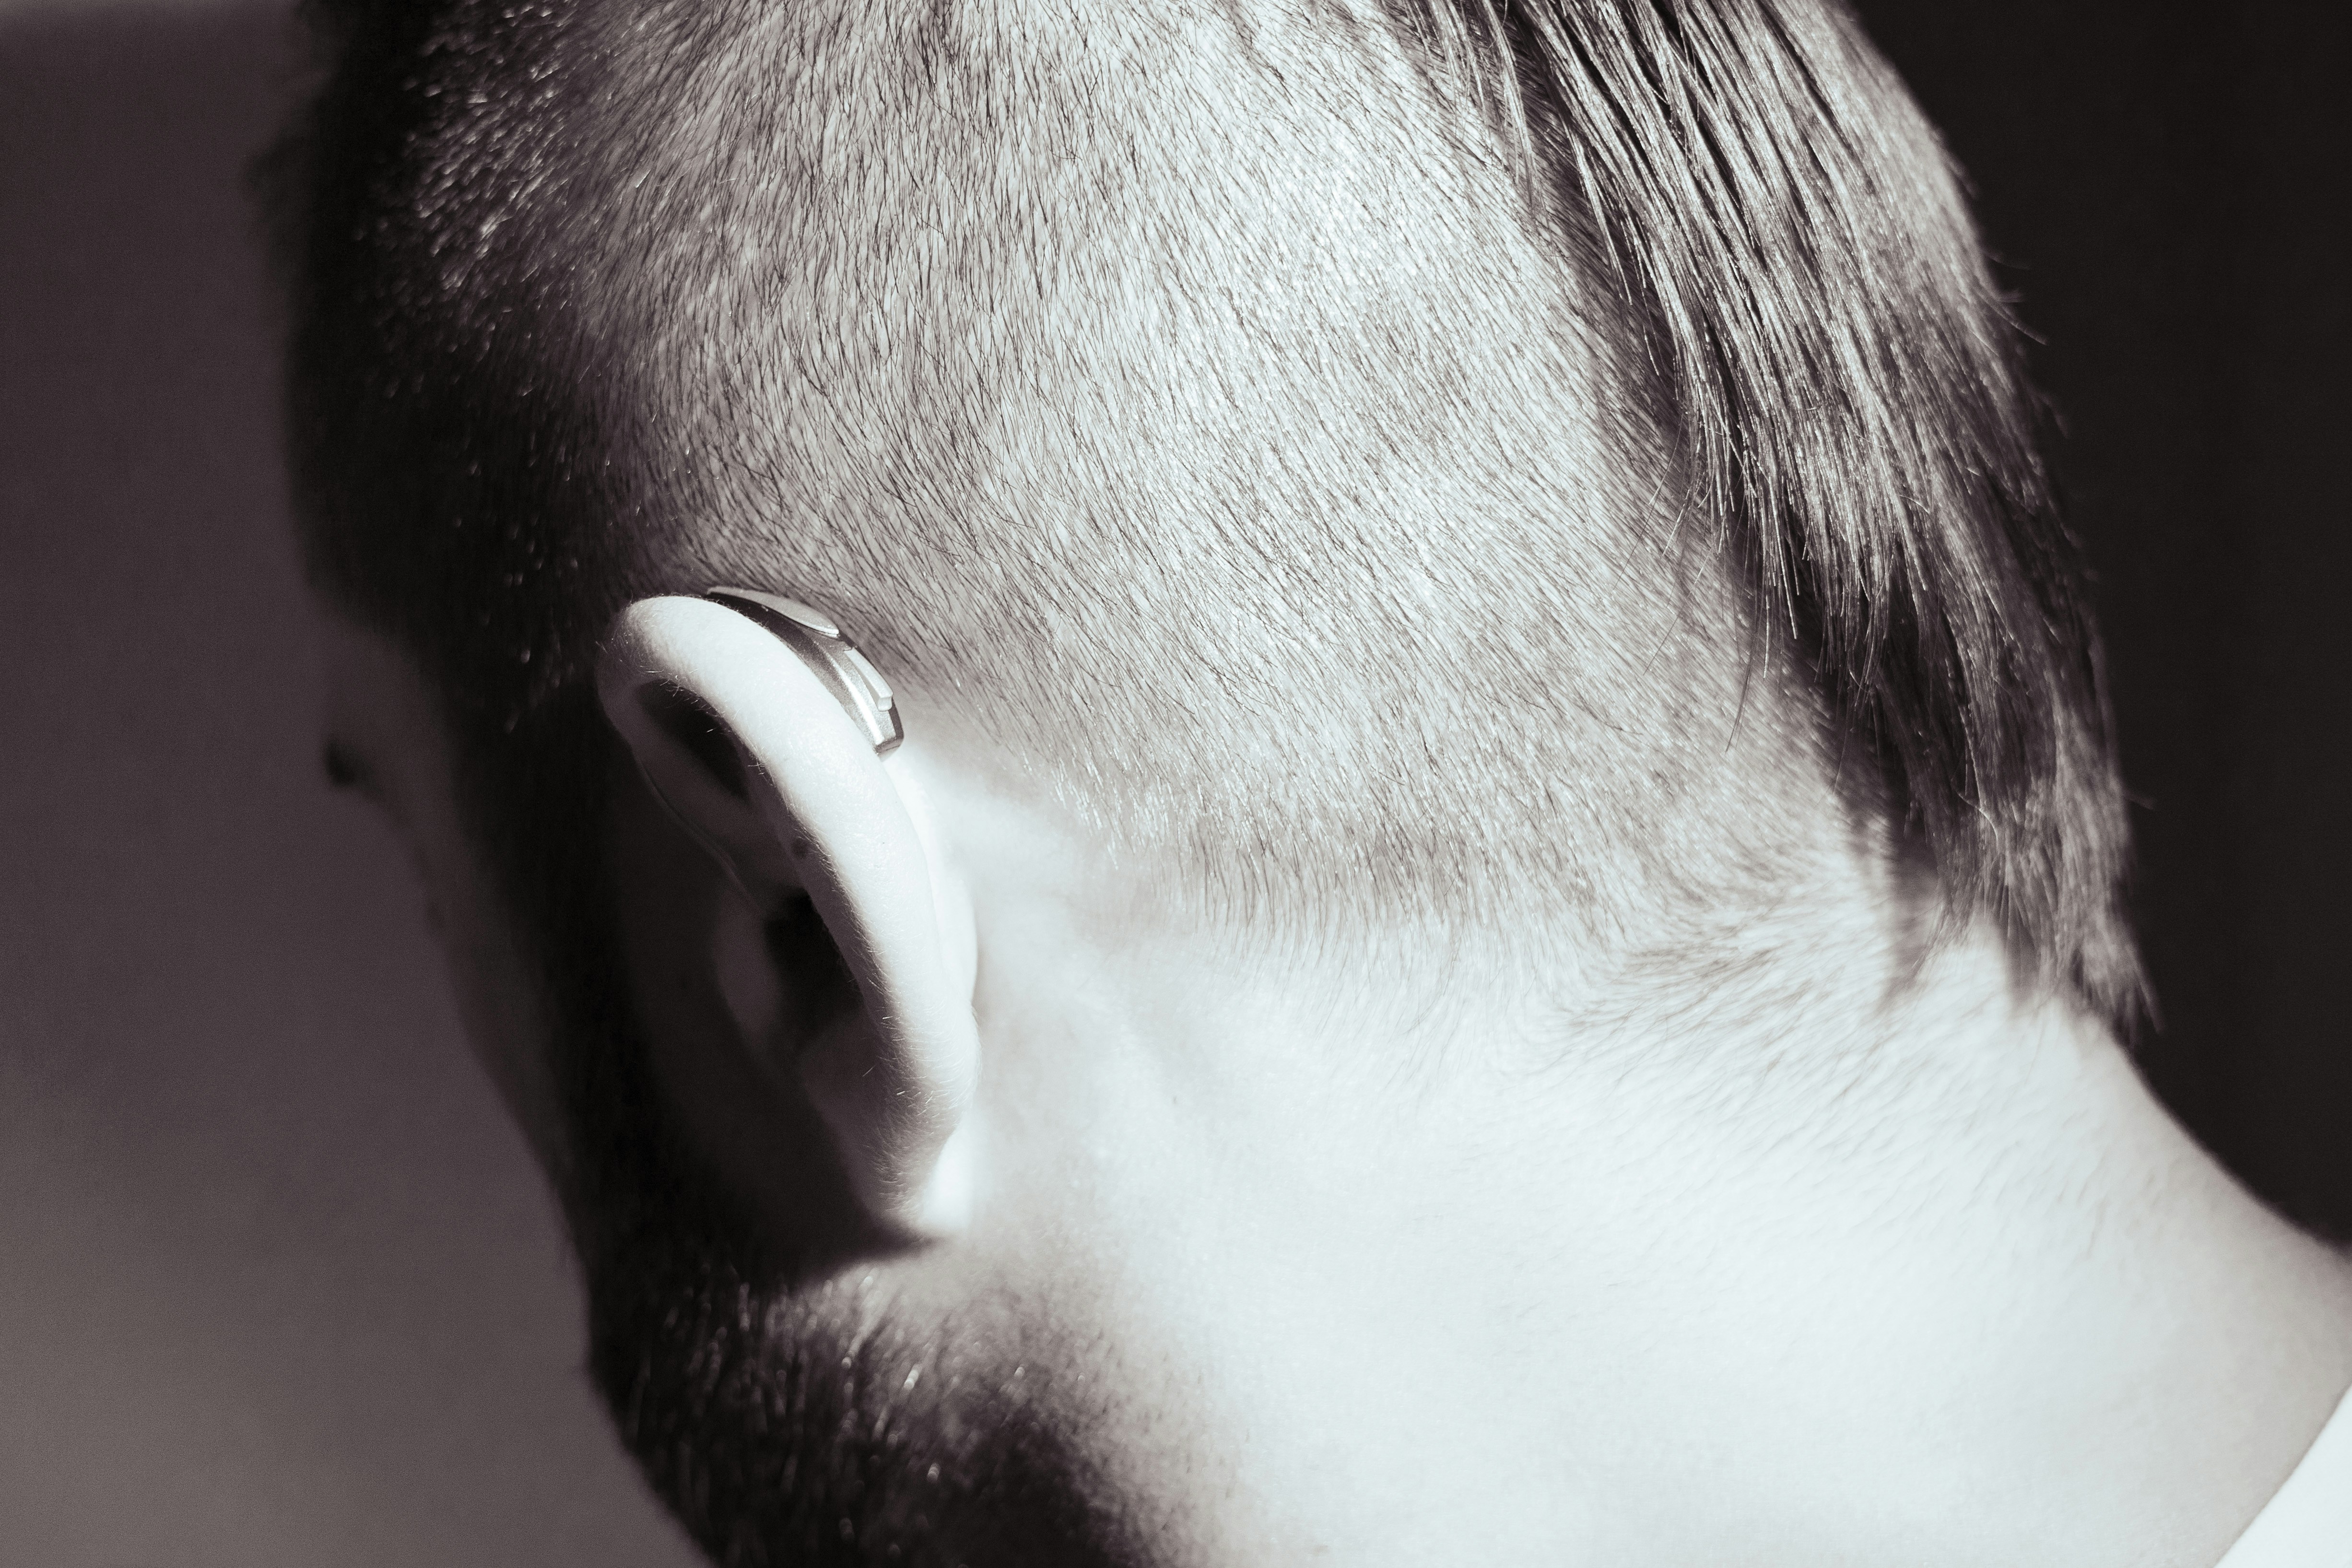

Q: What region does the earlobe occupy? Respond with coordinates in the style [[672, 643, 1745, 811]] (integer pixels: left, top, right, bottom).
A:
[[596, 594, 981, 1238]]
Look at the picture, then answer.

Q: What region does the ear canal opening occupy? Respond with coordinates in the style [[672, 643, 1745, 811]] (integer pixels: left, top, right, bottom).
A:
[[636, 683, 749, 798]]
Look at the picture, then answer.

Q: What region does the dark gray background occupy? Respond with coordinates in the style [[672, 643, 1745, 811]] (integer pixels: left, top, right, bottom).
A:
[[0, 3, 699, 1561], [1855, 0, 2351, 1236], [0, 0, 2343, 1562]]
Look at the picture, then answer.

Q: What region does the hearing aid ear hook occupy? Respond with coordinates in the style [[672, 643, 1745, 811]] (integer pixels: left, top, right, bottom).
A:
[[700, 588, 903, 754]]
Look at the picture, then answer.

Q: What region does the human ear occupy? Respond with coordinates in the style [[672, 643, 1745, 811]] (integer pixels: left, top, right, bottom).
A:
[[596, 594, 979, 1238]]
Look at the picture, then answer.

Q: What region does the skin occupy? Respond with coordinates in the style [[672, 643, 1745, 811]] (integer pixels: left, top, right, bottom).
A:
[[325, 602, 2352, 1567]]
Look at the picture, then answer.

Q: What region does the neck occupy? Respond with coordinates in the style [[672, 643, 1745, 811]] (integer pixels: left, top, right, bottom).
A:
[[980, 872, 2352, 1568], [1506, 955, 2352, 1567]]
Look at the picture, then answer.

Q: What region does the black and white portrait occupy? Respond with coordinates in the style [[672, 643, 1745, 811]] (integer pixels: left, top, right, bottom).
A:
[[1, 1, 2345, 1562]]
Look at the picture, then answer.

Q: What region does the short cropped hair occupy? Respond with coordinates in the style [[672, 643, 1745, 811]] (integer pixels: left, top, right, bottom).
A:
[[271, 0, 2144, 1018]]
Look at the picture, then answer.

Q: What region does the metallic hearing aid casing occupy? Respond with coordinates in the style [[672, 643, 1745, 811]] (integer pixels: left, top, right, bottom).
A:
[[702, 587, 903, 755]]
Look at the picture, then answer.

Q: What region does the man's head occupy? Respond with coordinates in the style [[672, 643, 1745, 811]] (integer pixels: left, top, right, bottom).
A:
[[275, 0, 2144, 1560]]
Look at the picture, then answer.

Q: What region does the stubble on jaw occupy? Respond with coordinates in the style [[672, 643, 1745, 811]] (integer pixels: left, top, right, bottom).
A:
[[584, 1221, 1140, 1568], [451, 694, 1143, 1568]]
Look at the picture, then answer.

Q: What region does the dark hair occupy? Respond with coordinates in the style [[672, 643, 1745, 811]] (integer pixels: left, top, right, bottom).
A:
[[270, 0, 2143, 1020], [1443, 0, 2143, 1014]]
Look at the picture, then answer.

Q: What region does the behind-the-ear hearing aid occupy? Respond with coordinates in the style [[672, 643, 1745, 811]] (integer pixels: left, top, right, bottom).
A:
[[701, 587, 902, 754]]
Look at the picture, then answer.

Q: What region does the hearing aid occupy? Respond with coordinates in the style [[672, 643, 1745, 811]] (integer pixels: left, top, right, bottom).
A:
[[700, 587, 903, 754]]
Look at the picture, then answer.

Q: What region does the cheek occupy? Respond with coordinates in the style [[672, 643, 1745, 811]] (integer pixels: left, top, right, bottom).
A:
[[323, 619, 578, 1182], [393, 768, 577, 1185]]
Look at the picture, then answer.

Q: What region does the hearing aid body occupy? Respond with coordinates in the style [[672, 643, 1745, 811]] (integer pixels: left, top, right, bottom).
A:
[[701, 588, 902, 754]]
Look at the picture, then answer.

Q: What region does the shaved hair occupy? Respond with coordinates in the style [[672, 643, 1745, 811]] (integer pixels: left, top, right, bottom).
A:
[[272, 0, 2142, 1016]]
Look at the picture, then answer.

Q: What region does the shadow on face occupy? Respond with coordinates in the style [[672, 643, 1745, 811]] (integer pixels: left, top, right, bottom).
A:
[[0, 6, 701, 1563], [316, 602, 1159, 1568]]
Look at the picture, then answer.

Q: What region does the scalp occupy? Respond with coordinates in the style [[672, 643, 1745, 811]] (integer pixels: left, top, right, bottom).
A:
[[334, 0, 1801, 943], [279, 0, 2139, 1007]]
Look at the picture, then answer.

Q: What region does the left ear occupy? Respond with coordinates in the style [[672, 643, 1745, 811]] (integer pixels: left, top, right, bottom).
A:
[[596, 594, 980, 1238]]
